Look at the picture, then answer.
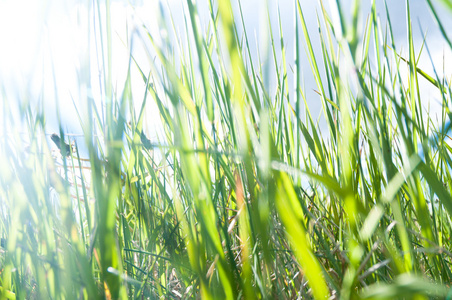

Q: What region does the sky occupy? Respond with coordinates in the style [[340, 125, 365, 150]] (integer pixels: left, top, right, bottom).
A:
[[1, 0, 452, 154]]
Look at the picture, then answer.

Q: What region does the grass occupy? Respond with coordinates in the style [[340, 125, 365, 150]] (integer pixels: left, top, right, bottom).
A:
[[1, 0, 452, 298]]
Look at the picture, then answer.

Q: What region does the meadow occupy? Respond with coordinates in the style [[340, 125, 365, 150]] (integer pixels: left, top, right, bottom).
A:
[[2, 0, 452, 298]]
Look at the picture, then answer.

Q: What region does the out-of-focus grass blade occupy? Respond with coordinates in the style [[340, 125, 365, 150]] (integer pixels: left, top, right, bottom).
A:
[[0, 287, 16, 300], [275, 171, 329, 299], [434, 0, 452, 12], [360, 274, 449, 298], [360, 154, 421, 241], [419, 161, 452, 216], [186, 0, 214, 122]]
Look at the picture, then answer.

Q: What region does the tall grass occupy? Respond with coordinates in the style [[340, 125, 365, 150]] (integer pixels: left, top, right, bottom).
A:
[[1, 0, 452, 298]]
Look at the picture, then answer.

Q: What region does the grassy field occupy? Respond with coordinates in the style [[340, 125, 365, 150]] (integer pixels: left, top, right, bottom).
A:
[[2, 0, 452, 298]]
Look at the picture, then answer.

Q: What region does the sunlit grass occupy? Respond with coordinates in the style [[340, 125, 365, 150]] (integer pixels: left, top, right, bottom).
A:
[[1, 0, 452, 299]]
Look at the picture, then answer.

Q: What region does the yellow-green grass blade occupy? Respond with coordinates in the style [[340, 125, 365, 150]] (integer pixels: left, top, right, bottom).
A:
[[275, 171, 329, 299]]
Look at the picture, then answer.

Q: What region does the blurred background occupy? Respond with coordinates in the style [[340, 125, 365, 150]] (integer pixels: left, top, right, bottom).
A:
[[1, 0, 451, 153]]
